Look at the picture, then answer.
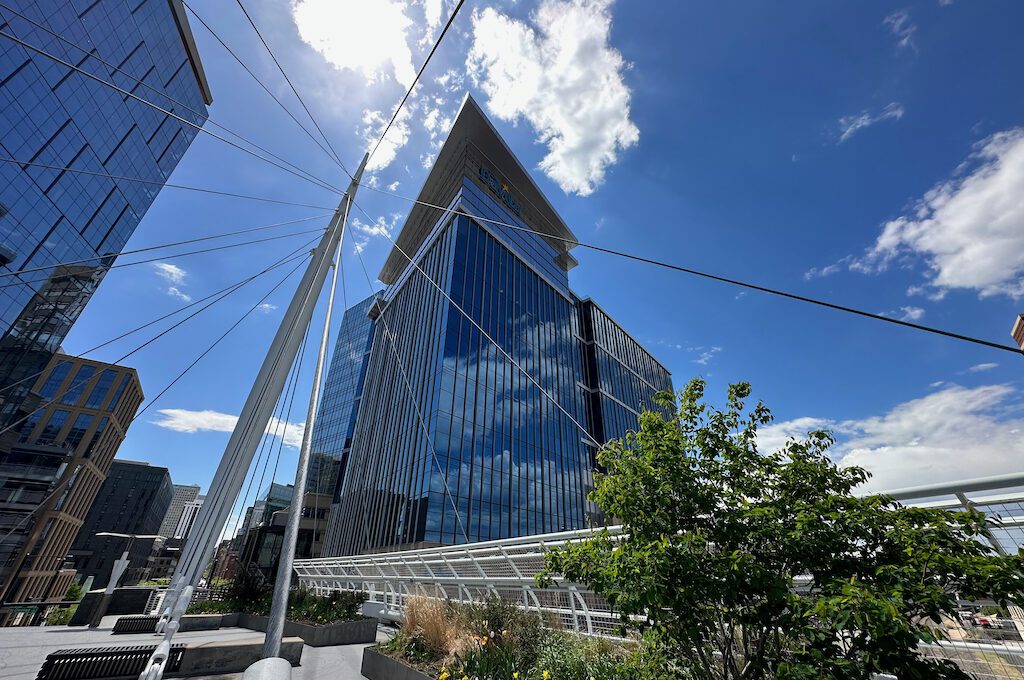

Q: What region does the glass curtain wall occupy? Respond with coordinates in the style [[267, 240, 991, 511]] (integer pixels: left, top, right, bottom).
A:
[[330, 215, 593, 555]]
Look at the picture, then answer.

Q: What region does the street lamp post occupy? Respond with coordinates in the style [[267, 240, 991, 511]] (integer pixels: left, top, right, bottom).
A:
[[88, 532, 162, 628]]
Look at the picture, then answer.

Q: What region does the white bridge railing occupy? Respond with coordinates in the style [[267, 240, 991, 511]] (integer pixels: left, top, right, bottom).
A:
[[294, 472, 1024, 676]]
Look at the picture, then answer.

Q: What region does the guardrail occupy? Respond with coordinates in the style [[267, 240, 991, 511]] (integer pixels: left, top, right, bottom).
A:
[[295, 472, 1024, 676]]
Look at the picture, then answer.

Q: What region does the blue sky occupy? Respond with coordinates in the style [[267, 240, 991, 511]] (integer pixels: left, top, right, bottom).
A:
[[62, 0, 1024, 512]]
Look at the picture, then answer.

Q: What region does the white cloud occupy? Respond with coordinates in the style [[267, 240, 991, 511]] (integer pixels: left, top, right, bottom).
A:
[[257, 303, 278, 314], [885, 305, 924, 322], [152, 408, 305, 449], [387, 180, 400, 192], [167, 286, 192, 303], [804, 255, 852, 280], [434, 68, 464, 93], [837, 102, 904, 143], [968, 362, 998, 373], [852, 128, 1024, 298], [467, 0, 639, 196], [291, 0, 416, 89], [884, 9, 917, 50], [423, 0, 444, 32], [351, 212, 403, 253], [152, 262, 191, 301], [690, 345, 722, 365], [759, 384, 1024, 493], [152, 262, 186, 286], [361, 107, 412, 172]]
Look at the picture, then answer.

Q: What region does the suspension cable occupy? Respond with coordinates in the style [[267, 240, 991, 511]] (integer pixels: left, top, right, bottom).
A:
[[0, 158, 336, 210]]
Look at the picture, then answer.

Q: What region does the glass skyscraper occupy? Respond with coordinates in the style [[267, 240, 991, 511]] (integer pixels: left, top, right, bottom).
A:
[[0, 0, 212, 427], [319, 95, 671, 557], [307, 292, 378, 507]]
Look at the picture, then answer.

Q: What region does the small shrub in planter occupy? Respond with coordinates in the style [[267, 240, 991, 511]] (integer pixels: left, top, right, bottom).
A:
[[374, 596, 637, 680]]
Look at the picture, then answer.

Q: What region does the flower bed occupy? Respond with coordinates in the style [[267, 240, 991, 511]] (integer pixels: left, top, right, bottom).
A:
[[371, 597, 643, 680], [187, 587, 375, 645]]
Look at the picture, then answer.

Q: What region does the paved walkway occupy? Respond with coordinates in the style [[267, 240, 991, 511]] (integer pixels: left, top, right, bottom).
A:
[[0, 615, 387, 680]]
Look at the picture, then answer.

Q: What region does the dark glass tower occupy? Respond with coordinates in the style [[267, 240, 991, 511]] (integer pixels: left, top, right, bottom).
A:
[[318, 96, 672, 556], [69, 458, 172, 589], [307, 292, 378, 506], [0, 0, 212, 427]]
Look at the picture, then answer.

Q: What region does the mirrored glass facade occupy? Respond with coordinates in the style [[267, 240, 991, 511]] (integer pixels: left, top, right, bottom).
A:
[[0, 0, 211, 426], [307, 293, 377, 504], [319, 96, 671, 556]]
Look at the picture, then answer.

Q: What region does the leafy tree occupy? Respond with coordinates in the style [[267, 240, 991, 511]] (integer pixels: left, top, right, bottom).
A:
[[538, 379, 1024, 679], [64, 581, 84, 602]]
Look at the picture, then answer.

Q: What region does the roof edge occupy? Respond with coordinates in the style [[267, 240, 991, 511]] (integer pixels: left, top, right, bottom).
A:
[[167, 0, 213, 106]]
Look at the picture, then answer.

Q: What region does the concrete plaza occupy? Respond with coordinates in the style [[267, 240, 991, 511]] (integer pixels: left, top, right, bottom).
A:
[[0, 616, 387, 680]]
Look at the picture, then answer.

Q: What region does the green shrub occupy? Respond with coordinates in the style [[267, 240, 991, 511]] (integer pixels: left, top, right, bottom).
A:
[[45, 605, 76, 626], [287, 587, 366, 624], [186, 599, 237, 615], [460, 597, 546, 671], [450, 637, 525, 679], [534, 632, 637, 680]]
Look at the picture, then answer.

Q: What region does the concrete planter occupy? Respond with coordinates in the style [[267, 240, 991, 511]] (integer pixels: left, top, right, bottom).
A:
[[361, 647, 433, 680], [219, 612, 240, 627], [237, 612, 378, 646], [177, 636, 303, 676]]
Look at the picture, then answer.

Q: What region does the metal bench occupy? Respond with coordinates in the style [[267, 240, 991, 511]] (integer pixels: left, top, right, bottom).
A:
[[111, 615, 159, 634], [36, 643, 184, 680]]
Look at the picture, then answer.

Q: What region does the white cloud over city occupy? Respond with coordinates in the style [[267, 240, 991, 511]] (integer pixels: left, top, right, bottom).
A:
[[151, 261, 191, 302], [152, 408, 305, 449], [806, 128, 1024, 299], [291, 0, 417, 89], [758, 384, 1024, 493], [853, 128, 1024, 298], [467, 0, 639, 195], [837, 102, 904, 143]]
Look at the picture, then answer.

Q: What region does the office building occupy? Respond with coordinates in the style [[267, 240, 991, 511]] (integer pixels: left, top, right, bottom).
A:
[[173, 494, 203, 540], [320, 95, 671, 557], [159, 483, 201, 539], [0, 0, 212, 428], [240, 491, 330, 580], [307, 293, 378, 493], [1013, 314, 1024, 351], [306, 293, 377, 554], [0, 352, 142, 617], [70, 459, 173, 589]]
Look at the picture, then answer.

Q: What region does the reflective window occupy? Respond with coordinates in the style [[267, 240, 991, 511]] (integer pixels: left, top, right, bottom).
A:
[[60, 364, 95, 405], [37, 409, 71, 444], [38, 360, 72, 400], [85, 368, 117, 408]]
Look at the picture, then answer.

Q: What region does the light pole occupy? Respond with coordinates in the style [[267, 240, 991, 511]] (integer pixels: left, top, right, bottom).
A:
[[89, 532, 161, 628]]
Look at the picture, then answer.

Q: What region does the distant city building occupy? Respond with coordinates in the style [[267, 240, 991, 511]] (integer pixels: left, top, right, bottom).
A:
[[0, 352, 142, 621], [70, 459, 173, 589], [173, 494, 204, 540], [318, 96, 671, 557], [159, 484, 201, 539], [241, 491, 330, 580], [306, 293, 377, 556], [0, 0, 212, 429]]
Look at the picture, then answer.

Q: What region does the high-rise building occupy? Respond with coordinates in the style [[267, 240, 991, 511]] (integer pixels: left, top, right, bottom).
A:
[[69, 459, 173, 589], [0, 0, 212, 427], [306, 292, 377, 555], [173, 493, 203, 540], [319, 95, 671, 557], [0, 352, 142, 616], [158, 483, 201, 539]]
